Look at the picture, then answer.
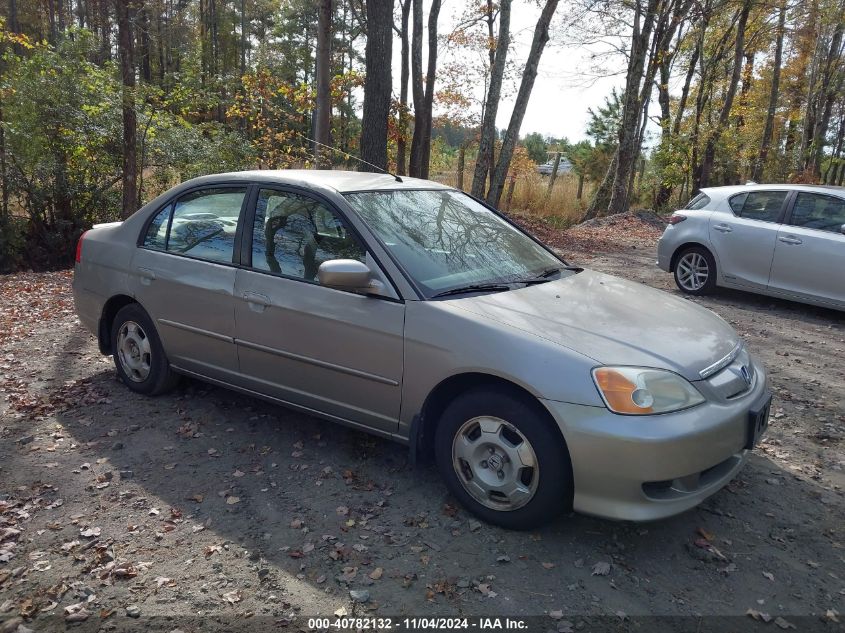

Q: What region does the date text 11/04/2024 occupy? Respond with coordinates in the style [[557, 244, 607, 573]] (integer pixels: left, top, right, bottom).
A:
[[307, 617, 528, 630]]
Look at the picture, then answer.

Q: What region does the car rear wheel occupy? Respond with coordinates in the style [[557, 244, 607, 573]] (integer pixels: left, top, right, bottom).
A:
[[674, 246, 717, 295], [434, 388, 572, 529], [111, 303, 179, 395]]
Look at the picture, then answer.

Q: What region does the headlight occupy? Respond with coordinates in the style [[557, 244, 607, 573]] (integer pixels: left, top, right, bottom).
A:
[[592, 366, 705, 415]]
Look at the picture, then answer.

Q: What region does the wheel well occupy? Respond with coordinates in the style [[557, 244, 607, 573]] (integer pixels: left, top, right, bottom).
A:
[[670, 242, 713, 272], [98, 295, 137, 354], [415, 373, 567, 462]]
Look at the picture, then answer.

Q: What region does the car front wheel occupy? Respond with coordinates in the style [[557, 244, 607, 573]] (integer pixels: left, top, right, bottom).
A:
[[434, 388, 573, 529], [674, 246, 717, 295], [111, 303, 179, 395]]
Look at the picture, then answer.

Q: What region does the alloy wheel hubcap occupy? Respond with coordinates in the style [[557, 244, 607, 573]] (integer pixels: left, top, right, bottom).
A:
[[117, 320, 151, 382], [452, 416, 539, 511], [677, 252, 709, 291]]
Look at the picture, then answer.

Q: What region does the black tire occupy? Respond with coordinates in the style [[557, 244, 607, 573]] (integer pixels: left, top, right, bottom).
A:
[[434, 388, 573, 530], [111, 303, 179, 395], [673, 245, 717, 296]]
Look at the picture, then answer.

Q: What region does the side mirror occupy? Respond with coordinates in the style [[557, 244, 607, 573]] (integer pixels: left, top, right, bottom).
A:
[[317, 259, 374, 291], [841, 224, 845, 235]]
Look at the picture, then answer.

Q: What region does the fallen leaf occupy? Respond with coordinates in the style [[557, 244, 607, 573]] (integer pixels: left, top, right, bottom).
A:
[[79, 527, 101, 538], [223, 589, 242, 604], [369, 567, 383, 580], [204, 545, 222, 558], [336, 506, 349, 516], [746, 608, 772, 623], [774, 617, 795, 630], [549, 610, 563, 620], [541, 562, 556, 569], [226, 496, 241, 505], [591, 561, 611, 576], [762, 571, 775, 582], [186, 494, 204, 503], [64, 603, 90, 622], [697, 527, 715, 541], [290, 519, 303, 529], [233, 470, 245, 478]]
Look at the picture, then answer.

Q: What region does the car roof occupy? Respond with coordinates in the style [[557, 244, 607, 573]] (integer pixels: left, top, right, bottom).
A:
[[700, 183, 845, 198], [186, 169, 452, 194]]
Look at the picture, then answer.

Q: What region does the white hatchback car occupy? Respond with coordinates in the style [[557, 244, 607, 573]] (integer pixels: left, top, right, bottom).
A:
[[657, 184, 845, 311]]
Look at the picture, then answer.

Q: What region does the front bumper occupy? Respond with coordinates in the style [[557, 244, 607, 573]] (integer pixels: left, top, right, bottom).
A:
[[541, 358, 768, 521]]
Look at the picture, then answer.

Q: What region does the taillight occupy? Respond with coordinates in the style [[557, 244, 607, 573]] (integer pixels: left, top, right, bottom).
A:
[[75, 230, 88, 263], [668, 214, 687, 225]]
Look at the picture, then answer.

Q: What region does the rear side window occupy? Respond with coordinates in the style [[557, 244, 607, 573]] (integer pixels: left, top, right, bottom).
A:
[[729, 191, 788, 222], [165, 188, 247, 263], [789, 192, 845, 233], [686, 193, 711, 210], [143, 204, 171, 250]]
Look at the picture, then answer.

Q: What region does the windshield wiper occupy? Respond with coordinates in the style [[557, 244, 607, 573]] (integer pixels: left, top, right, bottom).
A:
[[431, 283, 511, 298], [506, 267, 564, 286]]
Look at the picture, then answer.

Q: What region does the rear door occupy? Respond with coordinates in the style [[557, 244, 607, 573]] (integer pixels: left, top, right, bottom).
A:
[[232, 187, 405, 433], [131, 185, 248, 382], [767, 191, 845, 308], [708, 189, 790, 290]]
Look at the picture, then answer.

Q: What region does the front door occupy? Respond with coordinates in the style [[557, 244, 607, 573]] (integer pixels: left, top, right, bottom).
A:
[[708, 190, 789, 290], [768, 191, 845, 308], [232, 187, 405, 433], [130, 185, 248, 381]]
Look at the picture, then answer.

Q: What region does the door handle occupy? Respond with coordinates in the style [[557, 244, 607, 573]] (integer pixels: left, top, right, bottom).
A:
[[713, 224, 733, 233], [778, 235, 802, 245], [137, 267, 156, 285], [242, 291, 271, 311]]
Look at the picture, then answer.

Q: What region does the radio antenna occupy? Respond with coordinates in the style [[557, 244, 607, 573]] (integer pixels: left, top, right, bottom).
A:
[[290, 130, 403, 183]]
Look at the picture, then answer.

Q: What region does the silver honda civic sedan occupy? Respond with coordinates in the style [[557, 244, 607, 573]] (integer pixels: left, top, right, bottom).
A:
[[73, 171, 771, 528], [657, 184, 845, 310]]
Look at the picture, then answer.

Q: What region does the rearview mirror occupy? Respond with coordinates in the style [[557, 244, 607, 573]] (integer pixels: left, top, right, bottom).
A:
[[317, 259, 374, 291]]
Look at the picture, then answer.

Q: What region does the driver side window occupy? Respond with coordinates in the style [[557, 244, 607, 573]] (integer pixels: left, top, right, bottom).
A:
[[250, 189, 366, 282]]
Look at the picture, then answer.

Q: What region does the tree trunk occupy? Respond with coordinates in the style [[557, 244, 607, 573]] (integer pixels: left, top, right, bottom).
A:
[[240, 0, 247, 76], [138, 4, 151, 83], [582, 152, 616, 221], [408, 0, 442, 178], [752, 1, 786, 182], [314, 0, 333, 168], [456, 144, 466, 189], [115, 0, 138, 219], [544, 152, 561, 201], [470, 0, 511, 197], [486, 0, 557, 208], [808, 16, 845, 177], [576, 173, 584, 200], [98, 0, 110, 63], [695, 0, 751, 189], [418, 0, 441, 178], [359, 0, 393, 171], [588, 0, 659, 217], [396, 0, 412, 175]]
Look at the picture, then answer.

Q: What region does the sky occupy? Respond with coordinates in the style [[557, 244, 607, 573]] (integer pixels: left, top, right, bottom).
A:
[[389, 0, 626, 143]]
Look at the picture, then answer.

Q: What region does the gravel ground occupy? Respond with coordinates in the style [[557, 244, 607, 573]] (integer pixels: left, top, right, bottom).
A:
[[1, 219, 843, 632]]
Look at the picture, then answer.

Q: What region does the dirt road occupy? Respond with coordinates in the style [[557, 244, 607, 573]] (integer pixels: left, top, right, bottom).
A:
[[1, 216, 843, 631]]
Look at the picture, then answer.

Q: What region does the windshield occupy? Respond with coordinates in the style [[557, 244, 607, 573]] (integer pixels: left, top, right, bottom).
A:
[[343, 189, 569, 297]]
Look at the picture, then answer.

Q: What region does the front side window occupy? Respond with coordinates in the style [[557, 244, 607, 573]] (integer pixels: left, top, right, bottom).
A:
[[728, 191, 788, 222], [343, 189, 570, 297], [166, 188, 246, 263], [789, 192, 845, 233], [251, 189, 365, 281]]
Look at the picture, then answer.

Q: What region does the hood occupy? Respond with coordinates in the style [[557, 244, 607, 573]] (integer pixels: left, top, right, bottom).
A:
[[449, 270, 739, 381]]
